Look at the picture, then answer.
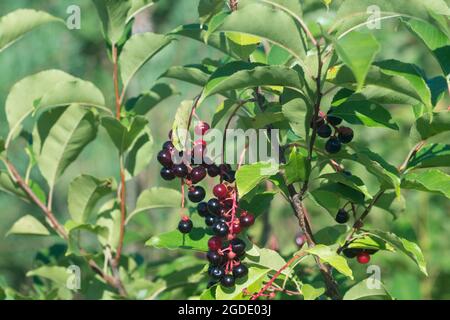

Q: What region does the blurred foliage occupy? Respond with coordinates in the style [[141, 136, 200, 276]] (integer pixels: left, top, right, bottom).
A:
[[0, 0, 449, 300]]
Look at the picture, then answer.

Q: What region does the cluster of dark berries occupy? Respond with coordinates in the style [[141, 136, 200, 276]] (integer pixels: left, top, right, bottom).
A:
[[157, 121, 254, 289], [314, 108, 354, 154], [343, 248, 377, 264]]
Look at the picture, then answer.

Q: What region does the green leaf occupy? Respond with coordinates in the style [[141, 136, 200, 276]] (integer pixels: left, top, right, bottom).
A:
[[331, 98, 399, 130], [335, 32, 380, 91], [27, 266, 69, 286], [331, 0, 450, 36], [38, 105, 98, 189], [239, 191, 276, 216], [5, 70, 77, 145], [307, 245, 353, 279], [36, 79, 107, 113], [373, 191, 406, 219], [101, 115, 148, 154], [215, 267, 270, 300], [281, 89, 312, 139], [214, 3, 305, 61], [119, 32, 172, 92], [410, 112, 450, 142], [316, 182, 365, 205], [160, 64, 212, 87], [125, 126, 154, 178], [302, 284, 326, 300], [127, 187, 182, 223], [343, 278, 392, 300], [198, 0, 224, 24], [245, 246, 288, 273], [267, 45, 292, 66], [6, 215, 49, 236], [146, 227, 212, 252], [126, 83, 177, 116], [65, 220, 108, 256], [402, 169, 450, 199], [236, 162, 279, 198], [404, 19, 450, 76], [212, 99, 237, 127], [68, 175, 113, 224], [320, 172, 372, 200], [96, 200, 121, 250], [284, 146, 309, 184], [171, 100, 192, 150], [93, 0, 133, 45], [0, 171, 46, 204], [0, 9, 63, 53], [407, 144, 450, 170], [366, 230, 428, 275], [127, 0, 157, 22]]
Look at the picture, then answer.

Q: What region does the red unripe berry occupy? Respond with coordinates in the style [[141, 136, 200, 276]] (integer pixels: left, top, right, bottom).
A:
[[213, 184, 228, 199], [194, 122, 210, 136], [208, 236, 223, 251], [232, 221, 242, 234], [240, 213, 255, 227], [357, 252, 371, 264], [194, 139, 207, 147]]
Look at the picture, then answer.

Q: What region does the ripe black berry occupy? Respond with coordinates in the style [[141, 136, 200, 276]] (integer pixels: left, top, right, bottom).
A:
[[197, 202, 209, 217], [338, 126, 354, 144], [157, 149, 173, 167], [240, 213, 255, 227], [232, 264, 248, 278], [188, 186, 206, 203], [325, 137, 342, 154], [207, 164, 221, 177], [220, 274, 235, 288], [172, 164, 188, 177], [343, 248, 361, 259], [205, 214, 216, 226], [230, 238, 246, 256], [160, 167, 175, 181], [178, 218, 193, 234], [317, 124, 332, 138], [190, 166, 207, 184], [335, 208, 349, 224], [207, 251, 223, 266], [209, 266, 225, 280], [222, 170, 236, 183], [207, 198, 221, 215], [212, 221, 229, 237], [327, 109, 343, 126], [162, 140, 174, 151]]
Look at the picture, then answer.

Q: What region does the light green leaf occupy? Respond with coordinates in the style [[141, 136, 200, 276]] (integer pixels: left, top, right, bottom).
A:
[[373, 191, 406, 219], [236, 162, 279, 198], [96, 201, 121, 250], [307, 244, 354, 279], [0, 9, 63, 53], [126, 83, 177, 116], [38, 105, 98, 189], [27, 266, 69, 286], [101, 115, 148, 154], [127, 0, 157, 22], [245, 247, 289, 273], [146, 227, 212, 252], [284, 146, 309, 184], [407, 143, 450, 170], [93, 0, 133, 45], [119, 32, 172, 91], [65, 220, 109, 256], [402, 169, 450, 199], [6, 215, 49, 236], [335, 32, 380, 91], [0, 171, 46, 204], [214, 3, 305, 61], [343, 278, 392, 300], [215, 267, 270, 300], [367, 230, 428, 275], [302, 284, 326, 300], [5, 70, 77, 145], [68, 175, 113, 224], [202, 61, 304, 101], [127, 187, 182, 224], [125, 126, 154, 178], [171, 100, 192, 150]]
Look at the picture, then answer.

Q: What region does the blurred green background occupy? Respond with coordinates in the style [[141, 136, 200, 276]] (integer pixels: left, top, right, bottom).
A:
[[0, 0, 449, 299]]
